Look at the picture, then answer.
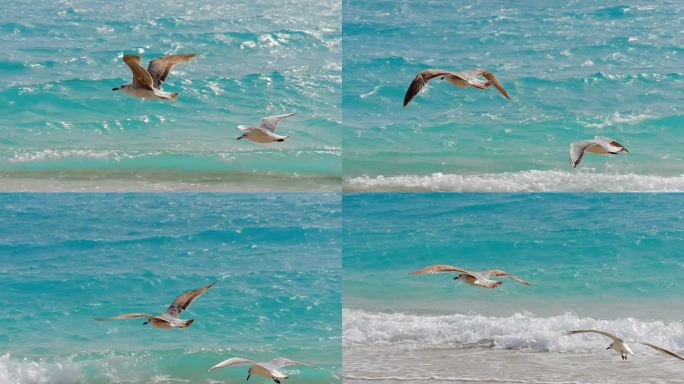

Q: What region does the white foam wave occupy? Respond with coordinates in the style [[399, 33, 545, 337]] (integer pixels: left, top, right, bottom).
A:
[[579, 111, 653, 129], [0, 353, 83, 384], [9, 149, 162, 163], [344, 170, 684, 192], [343, 309, 684, 354]]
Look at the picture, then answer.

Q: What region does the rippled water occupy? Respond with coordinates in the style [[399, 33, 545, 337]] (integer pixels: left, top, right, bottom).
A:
[[343, 193, 684, 382], [0, 0, 341, 191], [0, 193, 341, 383], [343, 0, 684, 191]]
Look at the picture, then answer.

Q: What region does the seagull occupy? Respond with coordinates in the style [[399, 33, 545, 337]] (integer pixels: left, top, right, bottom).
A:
[[409, 264, 530, 289], [112, 53, 196, 100], [403, 68, 510, 106], [565, 330, 684, 361], [94, 280, 217, 329], [209, 357, 310, 383], [236, 113, 296, 143], [569, 136, 629, 168]]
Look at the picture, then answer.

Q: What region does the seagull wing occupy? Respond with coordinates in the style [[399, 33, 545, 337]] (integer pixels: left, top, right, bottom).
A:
[[594, 136, 628, 153], [409, 264, 471, 275], [260, 112, 296, 132], [147, 53, 197, 89], [472, 277, 503, 288], [569, 139, 599, 168], [165, 280, 217, 318], [403, 69, 453, 106], [268, 357, 311, 369], [94, 313, 155, 321], [564, 329, 624, 343], [640, 342, 684, 361], [480, 70, 510, 100], [123, 55, 154, 89], [208, 357, 257, 371], [483, 269, 531, 286]]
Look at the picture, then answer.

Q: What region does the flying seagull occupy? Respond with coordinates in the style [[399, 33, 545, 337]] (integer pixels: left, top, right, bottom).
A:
[[403, 68, 510, 106], [565, 330, 684, 361], [569, 136, 629, 168], [209, 357, 310, 383], [112, 53, 196, 100], [236, 113, 296, 143], [94, 280, 217, 329], [409, 264, 530, 289]]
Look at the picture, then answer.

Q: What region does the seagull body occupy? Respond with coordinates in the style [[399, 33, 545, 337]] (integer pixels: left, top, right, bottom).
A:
[[113, 54, 196, 100], [565, 330, 684, 361], [94, 280, 216, 329], [403, 68, 510, 106], [209, 357, 309, 383], [409, 264, 530, 289], [569, 136, 629, 168], [237, 113, 295, 143]]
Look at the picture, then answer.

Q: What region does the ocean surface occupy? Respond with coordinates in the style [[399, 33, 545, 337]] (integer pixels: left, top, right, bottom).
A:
[[343, 0, 684, 192], [343, 193, 684, 383], [0, 0, 340, 191], [0, 193, 341, 383]]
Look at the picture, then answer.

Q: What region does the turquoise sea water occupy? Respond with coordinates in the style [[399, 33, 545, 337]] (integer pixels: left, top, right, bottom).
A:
[[343, 193, 684, 354], [0, 0, 340, 191], [343, 0, 684, 191], [0, 193, 341, 383]]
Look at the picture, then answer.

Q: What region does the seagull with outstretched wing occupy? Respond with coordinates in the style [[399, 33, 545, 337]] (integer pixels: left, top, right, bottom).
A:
[[403, 68, 510, 106]]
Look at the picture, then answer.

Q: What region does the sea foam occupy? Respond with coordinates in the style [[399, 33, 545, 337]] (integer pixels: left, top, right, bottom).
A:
[[343, 309, 684, 354], [344, 171, 684, 192]]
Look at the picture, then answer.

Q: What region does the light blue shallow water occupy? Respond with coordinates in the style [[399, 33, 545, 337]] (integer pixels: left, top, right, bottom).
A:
[[343, 0, 684, 191], [0, 193, 341, 383], [0, 0, 340, 190], [343, 194, 684, 353]]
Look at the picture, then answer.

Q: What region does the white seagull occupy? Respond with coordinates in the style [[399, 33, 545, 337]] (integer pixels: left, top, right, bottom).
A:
[[403, 68, 510, 106], [409, 264, 531, 289], [209, 357, 310, 383], [94, 280, 216, 329], [112, 53, 196, 100], [569, 136, 629, 168], [236, 113, 296, 143], [565, 330, 684, 361]]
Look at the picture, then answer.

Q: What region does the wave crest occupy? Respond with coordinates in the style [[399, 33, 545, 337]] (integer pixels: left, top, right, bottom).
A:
[[0, 353, 83, 384], [343, 309, 684, 353], [344, 171, 684, 192]]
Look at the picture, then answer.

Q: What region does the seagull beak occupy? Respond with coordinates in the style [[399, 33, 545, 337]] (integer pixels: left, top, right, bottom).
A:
[[246, 374, 251, 381], [112, 87, 120, 91], [606, 346, 611, 349], [236, 136, 243, 140], [143, 321, 148, 325], [453, 276, 459, 280]]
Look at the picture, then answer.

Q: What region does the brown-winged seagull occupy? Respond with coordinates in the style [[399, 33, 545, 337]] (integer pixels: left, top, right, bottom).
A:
[[112, 53, 196, 100], [236, 112, 296, 143], [403, 68, 510, 106], [569, 136, 629, 168], [209, 357, 310, 383], [565, 330, 684, 361], [94, 280, 216, 329], [409, 264, 530, 289]]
